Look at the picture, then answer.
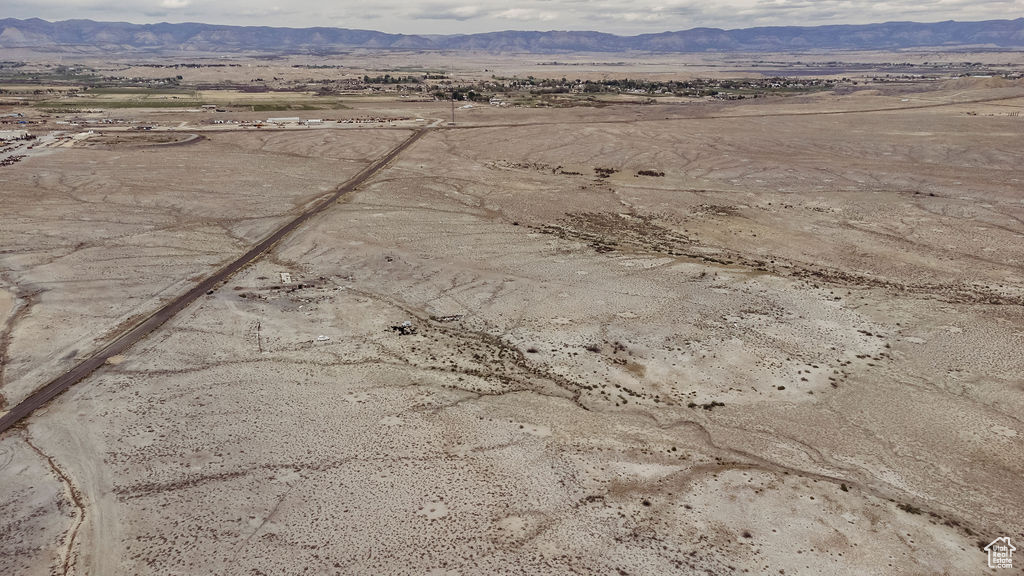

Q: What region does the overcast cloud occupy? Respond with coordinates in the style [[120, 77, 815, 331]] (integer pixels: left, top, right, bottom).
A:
[[4, 0, 1022, 35]]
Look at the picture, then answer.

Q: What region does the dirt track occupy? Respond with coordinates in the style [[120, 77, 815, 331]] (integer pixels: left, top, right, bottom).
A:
[[1, 75, 1022, 575], [0, 127, 426, 434]]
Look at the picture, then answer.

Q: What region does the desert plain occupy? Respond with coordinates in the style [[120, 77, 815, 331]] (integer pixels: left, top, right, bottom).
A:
[[1, 52, 1023, 575]]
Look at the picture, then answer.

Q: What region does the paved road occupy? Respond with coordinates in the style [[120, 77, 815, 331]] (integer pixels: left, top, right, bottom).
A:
[[2, 90, 1017, 435], [0, 127, 428, 435]]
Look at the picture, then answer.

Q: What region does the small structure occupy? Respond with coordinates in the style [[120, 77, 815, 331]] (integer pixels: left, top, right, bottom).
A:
[[390, 321, 417, 336], [304, 119, 323, 125], [201, 104, 217, 110], [0, 130, 29, 140], [267, 117, 300, 124]]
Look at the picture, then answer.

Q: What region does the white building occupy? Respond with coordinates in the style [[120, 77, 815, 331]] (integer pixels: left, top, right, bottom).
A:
[[267, 117, 300, 124]]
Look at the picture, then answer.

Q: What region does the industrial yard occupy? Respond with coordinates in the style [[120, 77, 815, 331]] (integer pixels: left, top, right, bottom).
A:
[[1, 51, 1023, 575]]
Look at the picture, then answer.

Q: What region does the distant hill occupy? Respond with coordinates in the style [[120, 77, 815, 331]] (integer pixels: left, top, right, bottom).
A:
[[1, 17, 1023, 53]]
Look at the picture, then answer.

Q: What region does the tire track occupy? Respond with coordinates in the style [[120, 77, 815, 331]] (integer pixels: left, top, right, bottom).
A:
[[24, 433, 85, 576], [0, 127, 427, 435]]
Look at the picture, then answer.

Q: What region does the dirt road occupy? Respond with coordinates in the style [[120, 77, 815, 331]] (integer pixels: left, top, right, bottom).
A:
[[0, 127, 427, 435]]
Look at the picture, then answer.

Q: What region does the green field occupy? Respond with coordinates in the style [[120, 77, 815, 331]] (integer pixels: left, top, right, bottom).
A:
[[85, 87, 197, 96]]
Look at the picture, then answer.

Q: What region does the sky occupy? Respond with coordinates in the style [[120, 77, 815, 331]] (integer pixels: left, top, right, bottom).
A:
[[4, 0, 1023, 35]]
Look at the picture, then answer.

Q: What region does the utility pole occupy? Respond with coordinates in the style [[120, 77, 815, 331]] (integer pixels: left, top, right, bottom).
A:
[[449, 62, 455, 125]]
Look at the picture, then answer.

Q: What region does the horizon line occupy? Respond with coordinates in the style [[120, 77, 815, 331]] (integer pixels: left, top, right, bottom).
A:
[[4, 15, 1024, 38]]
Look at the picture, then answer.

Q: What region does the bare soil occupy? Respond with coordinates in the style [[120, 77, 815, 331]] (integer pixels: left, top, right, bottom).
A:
[[1, 71, 1022, 575]]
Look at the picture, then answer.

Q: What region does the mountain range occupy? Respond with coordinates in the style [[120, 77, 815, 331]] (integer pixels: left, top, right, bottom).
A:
[[1, 17, 1023, 53]]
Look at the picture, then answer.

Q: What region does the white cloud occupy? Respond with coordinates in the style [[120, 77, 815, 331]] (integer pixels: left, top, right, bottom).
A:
[[596, 11, 667, 23], [495, 8, 560, 21], [2, 0, 1022, 34], [409, 3, 485, 20]]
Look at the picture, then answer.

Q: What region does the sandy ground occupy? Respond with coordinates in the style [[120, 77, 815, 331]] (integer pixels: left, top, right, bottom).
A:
[[0, 128, 411, 410], [1, 76, 1023, 575]]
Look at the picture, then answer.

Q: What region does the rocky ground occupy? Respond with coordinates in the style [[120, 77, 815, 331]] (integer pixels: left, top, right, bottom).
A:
[[1, 77, 1022, 575]]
